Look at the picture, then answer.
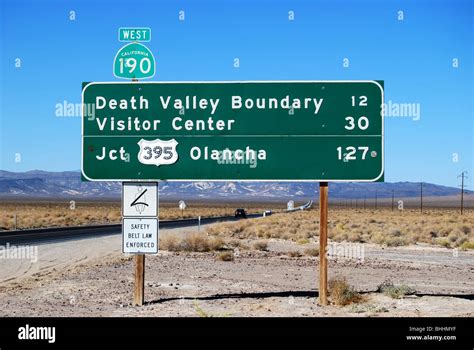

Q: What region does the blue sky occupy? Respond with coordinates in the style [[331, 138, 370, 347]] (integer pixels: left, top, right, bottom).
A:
[[0, 0, 472, 187]]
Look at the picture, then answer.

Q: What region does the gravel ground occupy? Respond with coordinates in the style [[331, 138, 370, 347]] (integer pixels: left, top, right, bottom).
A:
[[0, 227, 472, 317]]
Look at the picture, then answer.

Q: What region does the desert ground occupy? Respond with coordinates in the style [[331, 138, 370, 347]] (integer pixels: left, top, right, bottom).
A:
[[0, 206, 472, 317]]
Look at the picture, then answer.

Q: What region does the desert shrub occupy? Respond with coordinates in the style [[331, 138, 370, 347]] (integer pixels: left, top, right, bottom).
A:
[[333, 233, 348, 242], [454, 236, 468, 247], [389, 228, 402, 237], [182, 234, 212, 252], [447, 231, 460, 243], [371, 232, 386, 245], [287, 250, 302, 258], [437, 238, 451, 248], [439, 228, 452, 237], [385, 236, 409, 247], [350, 303, 388, 314], [304, 247, 319, 257], [377, 280, 415, 299], [329, 277, 363, 306], [160, 235, 180, 251], [160, 234, 225, 252], [459, 241, 474, 250], [253, 240, 268, 251], [297, 238, 310, 245], [348, 232, 362, 242], [217, 251, 234, 261], [228, 239, 247, 249]]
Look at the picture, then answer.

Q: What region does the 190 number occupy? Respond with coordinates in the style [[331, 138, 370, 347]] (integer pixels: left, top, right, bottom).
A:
[[118, 57, 151, 75]]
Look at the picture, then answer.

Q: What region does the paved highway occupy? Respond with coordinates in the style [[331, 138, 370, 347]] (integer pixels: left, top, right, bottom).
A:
[[0, 213, 263, 245]]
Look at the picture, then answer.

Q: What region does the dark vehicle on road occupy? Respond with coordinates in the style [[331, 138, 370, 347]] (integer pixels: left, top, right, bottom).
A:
[[234, 208, 247, 218]]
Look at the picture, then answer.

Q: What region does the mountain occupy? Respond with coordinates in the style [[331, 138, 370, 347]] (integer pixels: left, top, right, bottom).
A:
[[0, 170, 470, 200]]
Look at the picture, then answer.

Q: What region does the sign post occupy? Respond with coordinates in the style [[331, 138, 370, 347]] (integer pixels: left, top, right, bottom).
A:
[[122, 182, 158, 306], [319, 182, 328, 305], [134, 254, 145, 306]]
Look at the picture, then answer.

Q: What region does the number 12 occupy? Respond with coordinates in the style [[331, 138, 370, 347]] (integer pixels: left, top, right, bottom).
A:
[[351, 96, 368, 107]]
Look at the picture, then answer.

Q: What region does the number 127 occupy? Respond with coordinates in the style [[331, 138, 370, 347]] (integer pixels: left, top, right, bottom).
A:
[[337, 146, 369, 161]]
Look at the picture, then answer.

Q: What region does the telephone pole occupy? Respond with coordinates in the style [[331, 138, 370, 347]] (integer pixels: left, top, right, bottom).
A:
[[458, 172, 468, 215], [420, 182, 423, 213], [391, 189, 394, 211]]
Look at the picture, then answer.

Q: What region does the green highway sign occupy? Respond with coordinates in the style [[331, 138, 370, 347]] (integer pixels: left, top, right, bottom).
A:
[[118, 27, 151, 42], [82, 81, 384, 181], [113, 43, 155, 80]]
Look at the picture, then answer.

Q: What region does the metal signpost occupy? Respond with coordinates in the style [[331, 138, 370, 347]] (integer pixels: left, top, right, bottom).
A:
[[84, 26, 384, 307]]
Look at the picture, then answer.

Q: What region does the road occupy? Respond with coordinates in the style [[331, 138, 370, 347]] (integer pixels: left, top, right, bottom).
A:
[[0, 223, 214, 284], [0, 213, 262, 246]]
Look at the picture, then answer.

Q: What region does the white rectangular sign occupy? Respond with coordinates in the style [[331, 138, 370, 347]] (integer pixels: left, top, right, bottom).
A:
[[122, 218, 158, 254], [122, 182, 158, 217]]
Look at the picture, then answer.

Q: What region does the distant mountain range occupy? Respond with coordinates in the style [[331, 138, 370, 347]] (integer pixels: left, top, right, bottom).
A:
[[0, 170, 469, 201]]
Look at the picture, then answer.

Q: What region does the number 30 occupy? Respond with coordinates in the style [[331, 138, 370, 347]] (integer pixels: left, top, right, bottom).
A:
[[344, 116, 369, 130]]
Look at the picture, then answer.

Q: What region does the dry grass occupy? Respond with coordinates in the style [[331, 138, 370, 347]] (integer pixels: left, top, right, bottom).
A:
[[287, 250, 302, 258], [329, 277, 364, 306], [217, 251, 234, 261], [304, 247, 319, 256], [206, 211, 318, 242], [160, 234, 226, 252], [377, 280, 415, 299], [206, 208, 474, 249], [253, 240, 269, 251], [0, 200, 278, 230], [3, 200, 472, 251], [460, 241, 474, 250]]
